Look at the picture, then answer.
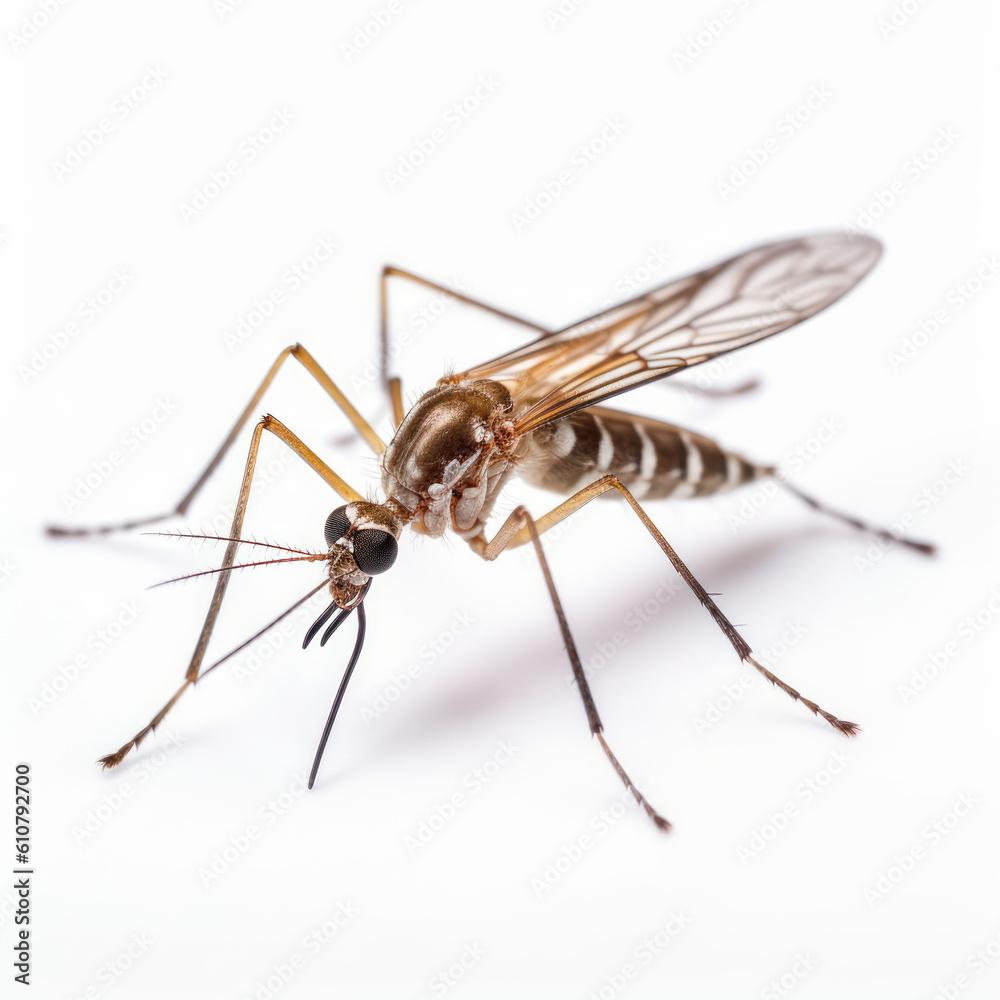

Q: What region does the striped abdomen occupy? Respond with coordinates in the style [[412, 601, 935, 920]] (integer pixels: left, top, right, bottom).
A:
[[519, 406, 769, 500]]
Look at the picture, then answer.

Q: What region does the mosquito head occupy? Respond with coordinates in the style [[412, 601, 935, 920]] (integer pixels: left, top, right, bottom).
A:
[[323, 501, 401, 608]]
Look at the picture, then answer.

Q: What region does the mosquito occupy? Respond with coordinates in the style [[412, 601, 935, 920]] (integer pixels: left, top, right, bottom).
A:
[[49, 231, 934, 831]]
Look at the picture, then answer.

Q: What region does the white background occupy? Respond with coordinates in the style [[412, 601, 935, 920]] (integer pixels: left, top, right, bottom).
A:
[[4, 1, 999, 997]]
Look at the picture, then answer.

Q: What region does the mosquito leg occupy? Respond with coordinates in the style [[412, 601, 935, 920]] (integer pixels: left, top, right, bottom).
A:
[[778, 477, 936, 555], [473, 476, 858, 737], [380, 265, 552, 427], [96, 677, 194, 770], [388, 377, 406, 429], [49, 344, 382, 537], [97, 414, 362, 769], [499, 506, 672, 831]]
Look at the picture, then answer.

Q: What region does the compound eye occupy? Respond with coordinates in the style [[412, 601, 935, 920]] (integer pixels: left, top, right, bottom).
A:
[[351, 528, 398, 575], [324, 507, 352, 546]]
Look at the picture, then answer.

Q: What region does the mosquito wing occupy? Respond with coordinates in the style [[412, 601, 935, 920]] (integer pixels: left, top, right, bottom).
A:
[[455, 232, 881, 435]]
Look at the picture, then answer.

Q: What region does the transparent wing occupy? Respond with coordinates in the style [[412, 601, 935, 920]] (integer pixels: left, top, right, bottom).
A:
[[455, 232, 882, 434]]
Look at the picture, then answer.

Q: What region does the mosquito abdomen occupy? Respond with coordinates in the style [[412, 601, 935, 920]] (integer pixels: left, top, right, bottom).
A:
[[521, 407, 769, 501]]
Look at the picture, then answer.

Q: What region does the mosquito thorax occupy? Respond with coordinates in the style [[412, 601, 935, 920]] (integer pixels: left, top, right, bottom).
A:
[[379, 378, 516, 538], [323, 501, 402, 608]]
